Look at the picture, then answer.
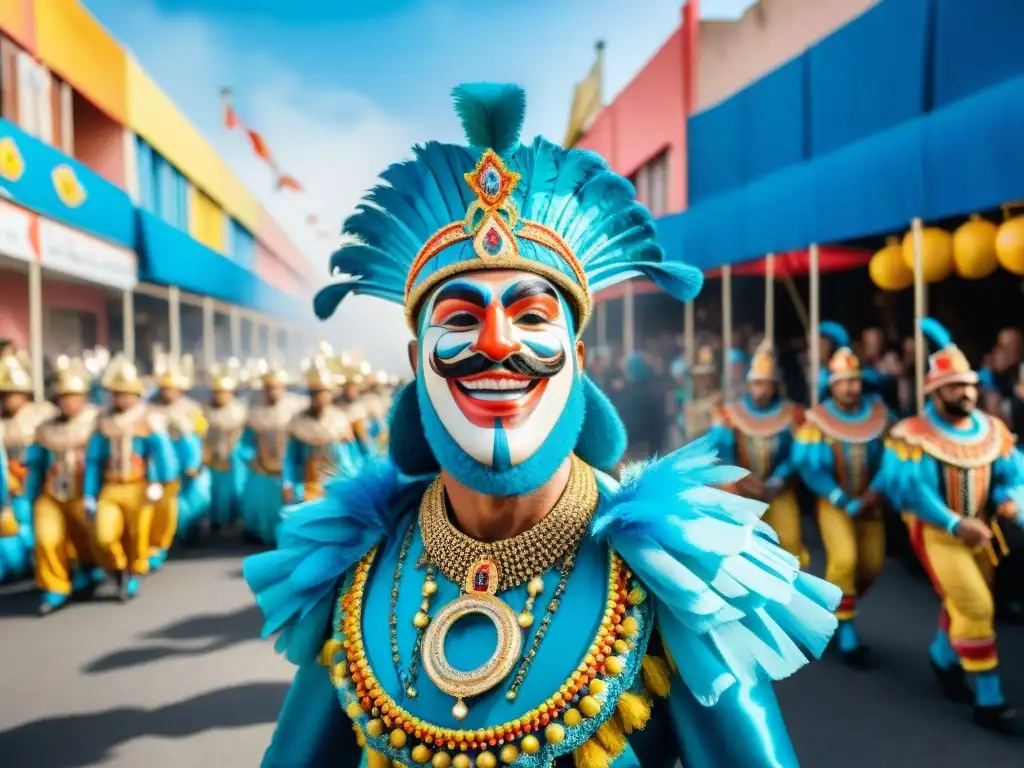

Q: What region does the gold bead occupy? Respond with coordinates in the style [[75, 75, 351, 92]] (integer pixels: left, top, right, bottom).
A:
[[544, 724, 565, 744], [499, 744, 519, 764], [411, 744, 432, 764], [346, 701, 363, 718], [563, 708, 582, 727], [366, 718, 385, 737], [589, 679, 607, 695], [627, 586, 646, 605], [620, 616, 639, 638], [413, 611, 430, 629], [475, 752, 497, 768], [453, 755, 472, 768], [604, 655, 624, 676], [517, 611, 534, 629], [422, 580, 438, 597], [389, 729, 408, 749], [579, 695, 601, 718], [520, 735, 541, 754], [452, 698, 469, 720], [527, 576, 545, 597], [431, 753, 452, 768], [505, 690, 517, 701]]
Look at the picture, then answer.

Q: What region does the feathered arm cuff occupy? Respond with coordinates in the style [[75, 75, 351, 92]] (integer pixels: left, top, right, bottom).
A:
[[591, 436, 840, 708], [243, 459, 430, 665]]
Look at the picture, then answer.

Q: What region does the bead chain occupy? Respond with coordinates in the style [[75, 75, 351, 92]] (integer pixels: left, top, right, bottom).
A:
[[389, 520, 438, 700], [388, 520, 417, 694]]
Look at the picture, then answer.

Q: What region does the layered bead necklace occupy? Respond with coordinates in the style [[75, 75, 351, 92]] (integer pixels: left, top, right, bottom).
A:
[[388, 455, 598, 721]]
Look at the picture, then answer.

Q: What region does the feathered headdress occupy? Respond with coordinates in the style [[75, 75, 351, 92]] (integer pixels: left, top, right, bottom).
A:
[[820, 321, 861, 386], [920, 317, 977, 393], [315, 83, 702, 333], [746, 339, 775, 382]]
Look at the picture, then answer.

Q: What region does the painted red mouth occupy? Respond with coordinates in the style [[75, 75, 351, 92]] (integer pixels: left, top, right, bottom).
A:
[[447, 371, 549, 428]]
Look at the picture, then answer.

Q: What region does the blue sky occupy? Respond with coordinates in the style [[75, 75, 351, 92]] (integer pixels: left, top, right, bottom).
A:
[[83, 0, 756, 367]]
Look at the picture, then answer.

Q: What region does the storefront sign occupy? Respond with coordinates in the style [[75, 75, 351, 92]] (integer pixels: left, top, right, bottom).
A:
[[38, 218, 137, 291], [0, 198, 37, 263]]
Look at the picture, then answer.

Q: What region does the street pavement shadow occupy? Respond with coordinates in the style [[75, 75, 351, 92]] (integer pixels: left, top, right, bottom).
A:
[[83, 603, 265, 674], [0, 580, 39, 618], [0, 681, 287, 768]]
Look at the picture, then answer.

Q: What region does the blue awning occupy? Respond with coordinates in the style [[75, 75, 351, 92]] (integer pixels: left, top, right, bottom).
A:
[[138, 211, 308, 321], [659, 74, 1024, 271]]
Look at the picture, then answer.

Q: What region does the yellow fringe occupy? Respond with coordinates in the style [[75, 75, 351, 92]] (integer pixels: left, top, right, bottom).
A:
[[573, 738, 612, 768], [641, 655, 672, 699], [614, 691, 651, 733], [594, 717, 627, 756], [365, 747, 391, 768]]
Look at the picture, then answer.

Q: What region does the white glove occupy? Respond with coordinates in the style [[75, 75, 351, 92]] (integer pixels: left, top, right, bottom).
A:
[[84, 497, 97, 518], [146, 483, 164, 503]]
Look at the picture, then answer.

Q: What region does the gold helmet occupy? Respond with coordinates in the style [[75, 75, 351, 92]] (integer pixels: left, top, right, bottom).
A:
[[53, 355, 93, 397], [209, 358, 241, 392], [101, 353, 145, 395], [154, 350, 194, 391], [83, 345, 110, 377], [0, 354, 32, 394], [259, 358, 290, 388], [302, 356, 335, 392]]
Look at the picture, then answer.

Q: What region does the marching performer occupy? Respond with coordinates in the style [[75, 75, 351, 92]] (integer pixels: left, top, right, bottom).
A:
[[683, 345, 721, 439], [880, 318, 1024, 733], [709, 340, 806, 563], [246, 83, 838, 767], [205, 361, 248, 532], [240, 362, 300, 545], [336, 361, 383, 458], [282, 360, 360, 509], [85, 355, 176, 600], [0, 355, 56, 583], [149, 353, 210, 559], [28, 357, 103, 615], [793, 322, 891, 667]]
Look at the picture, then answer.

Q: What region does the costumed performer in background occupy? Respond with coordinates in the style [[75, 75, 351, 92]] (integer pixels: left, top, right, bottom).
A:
[[245, 82, 839, 768], [205, 360, 248, 532]]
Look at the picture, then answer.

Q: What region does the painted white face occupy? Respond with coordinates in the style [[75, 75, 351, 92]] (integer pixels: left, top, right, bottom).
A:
[[420, 270, 575, 468]]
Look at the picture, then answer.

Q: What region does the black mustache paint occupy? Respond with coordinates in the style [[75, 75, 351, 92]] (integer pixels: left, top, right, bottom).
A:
[[431, 349, 566, 380]]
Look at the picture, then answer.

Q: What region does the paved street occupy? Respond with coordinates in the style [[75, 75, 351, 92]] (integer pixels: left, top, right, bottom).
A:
[[0, 538, 1022, 768]]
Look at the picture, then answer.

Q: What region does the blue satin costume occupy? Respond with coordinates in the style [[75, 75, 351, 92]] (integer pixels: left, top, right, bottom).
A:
[[282, 407, 363, 505], [707, 395, 799, 486], [245, 83, 839, 767], [241, 396, 298, 545], [0, 439, 29, 583], [205, 402, 248, 528]]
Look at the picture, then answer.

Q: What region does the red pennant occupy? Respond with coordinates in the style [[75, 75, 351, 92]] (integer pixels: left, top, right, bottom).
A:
[[247, 129, 273, 163], [276, 174, 304, 192]]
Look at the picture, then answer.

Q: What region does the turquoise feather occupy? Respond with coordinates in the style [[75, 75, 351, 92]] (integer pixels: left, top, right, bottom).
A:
[[452, 83, 526, 157], [818, 321, 850, 349], [919, 316, 953, 350]]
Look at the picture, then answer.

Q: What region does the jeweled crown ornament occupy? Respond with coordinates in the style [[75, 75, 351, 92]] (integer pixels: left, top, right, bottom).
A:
[[0, 354, 32, 393], [314, 82, 702, 333], [53, 355, 92, 397], [921, 317, 979, 393], [747, 339, 776, 382], [101, 354, 144, 395]]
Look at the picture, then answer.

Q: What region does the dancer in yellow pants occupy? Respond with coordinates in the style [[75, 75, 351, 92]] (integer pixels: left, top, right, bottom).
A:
[[793, 322, 891, 668], [83, 354, 176, 602], [708, 339, 806, 563], [880, 318, 1024, 734]]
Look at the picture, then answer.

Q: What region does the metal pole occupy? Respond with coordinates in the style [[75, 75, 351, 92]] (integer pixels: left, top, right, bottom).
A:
[[809, 243, 821, 407], [202, 296, 215, 373], [28, 260, 43, 403], [168, 285, 181, 359], [912, 217, 927, 415], [622, 281, 635, 359], [249, 314, 260, 358], [229, 305, 241, 358], [684, 300, 695, 367], [721, 264, 733, 401], [764, 253, 775, 348], [122, 289, 135, 361]]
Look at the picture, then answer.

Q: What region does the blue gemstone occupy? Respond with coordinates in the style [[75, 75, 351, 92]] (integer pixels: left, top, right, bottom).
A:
[[482, 167, 501, 196]]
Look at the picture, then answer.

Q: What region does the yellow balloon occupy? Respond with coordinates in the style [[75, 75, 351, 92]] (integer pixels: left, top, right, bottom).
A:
[[901, 227, 954, 283], [869, 241, 913, 291], [996, 215, 1024, 276], [952, 216, 998, 279]]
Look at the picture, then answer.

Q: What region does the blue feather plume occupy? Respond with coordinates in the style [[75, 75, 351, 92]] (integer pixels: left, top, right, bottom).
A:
[[818, 321, 850, 349], [452, 83, 526, 157], [919, 317, 953, 350]]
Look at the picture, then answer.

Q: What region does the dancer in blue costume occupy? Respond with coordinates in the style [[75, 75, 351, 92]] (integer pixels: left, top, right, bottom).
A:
[[241, 363, 302, 545], [337, 363, 386, 458], [204, 361, 248, 532], [282, 361, 362, 513], [709, 340, 806, 565], [245, 84, 839, 768], [0, 355, 56, 583], [683, 346, 720, 440], [792, 323, 891, 669], [149, 353, 210, 561], [878, 319, 1024, 734]]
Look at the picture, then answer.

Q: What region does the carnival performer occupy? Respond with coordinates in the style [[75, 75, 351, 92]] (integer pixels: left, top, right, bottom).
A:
[[27, 357, 103, 615], [336, 362, 383, 458], [205, 361, 248, 532], [683, 345, 721, 439], [85, 355, 176, 600], [792, 322, 890, 668], [709, 340, 806, 564], [84, 346, 111, 407], [149, 353, 210, 559], [240, 362, 300, 545], [282, 361, 360, 509], [879, 318, 1024, 734], [245, 83, 839, 768], [0, 355, 56, 583]]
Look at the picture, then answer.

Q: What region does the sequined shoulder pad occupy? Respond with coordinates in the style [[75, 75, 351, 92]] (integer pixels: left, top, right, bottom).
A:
[[888, 413, 1007, 469], [722, 400, 798, 438], [325, 546, 661, 768], [805, 399, 888, 445]]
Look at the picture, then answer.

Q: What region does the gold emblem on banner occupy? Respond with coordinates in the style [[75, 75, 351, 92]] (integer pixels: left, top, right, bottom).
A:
[[0, 137, 24, 182], [52, 164, 86, 208]]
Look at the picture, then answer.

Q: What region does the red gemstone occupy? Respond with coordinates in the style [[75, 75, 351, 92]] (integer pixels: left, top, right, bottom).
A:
[[484, 228, 501, 249]]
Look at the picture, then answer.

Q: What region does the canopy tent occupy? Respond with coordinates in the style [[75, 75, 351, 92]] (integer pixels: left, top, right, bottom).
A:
[[704, 246, 870, 279]]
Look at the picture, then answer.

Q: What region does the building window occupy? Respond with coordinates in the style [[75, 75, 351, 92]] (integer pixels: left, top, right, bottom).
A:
[[0, 36, 20, 122], [229, 218, 255, 269], [15, 50, 51, 143], [136, 137, 190, 231], [629, 150, 670, 217]]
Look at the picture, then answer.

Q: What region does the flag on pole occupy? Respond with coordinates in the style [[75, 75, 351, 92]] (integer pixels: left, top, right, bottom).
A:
[[563, 40, 605, 148], [221, 88, 240, 130], [276, 174, 304, 192], [246, 128, 274, 164]]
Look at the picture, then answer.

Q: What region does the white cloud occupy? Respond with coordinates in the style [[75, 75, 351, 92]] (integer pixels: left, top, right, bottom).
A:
[[111, 1, 416, 374]]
